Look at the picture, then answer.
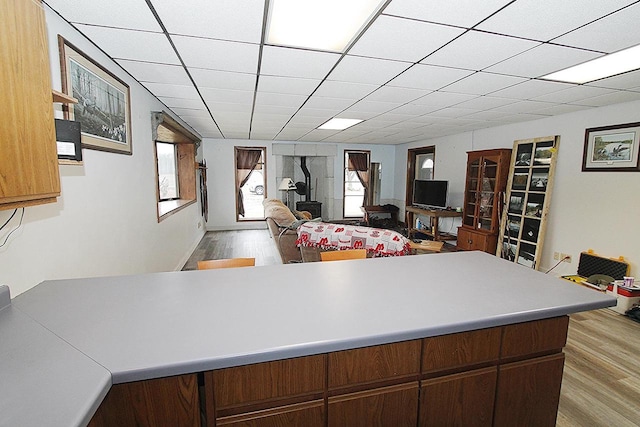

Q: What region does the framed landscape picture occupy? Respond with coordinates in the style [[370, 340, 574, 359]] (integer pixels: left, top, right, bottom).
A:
[[582, 122, 640, 171], [58, 36, 132, 155]]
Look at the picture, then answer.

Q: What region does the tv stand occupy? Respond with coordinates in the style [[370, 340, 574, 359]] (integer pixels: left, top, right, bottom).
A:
[[406, 205, 462, 242]]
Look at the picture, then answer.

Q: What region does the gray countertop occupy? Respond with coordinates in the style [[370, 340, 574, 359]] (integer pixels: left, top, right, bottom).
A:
[[2, 252, 616, 426]]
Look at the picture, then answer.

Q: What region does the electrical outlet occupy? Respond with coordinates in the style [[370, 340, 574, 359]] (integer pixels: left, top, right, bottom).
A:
[[561, 253, 571, 263], [553, 252, 559, 260], [197, 221, 202, 229]]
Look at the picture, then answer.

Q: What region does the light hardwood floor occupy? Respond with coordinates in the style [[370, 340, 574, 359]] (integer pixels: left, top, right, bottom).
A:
[[184, 230, 640, 425]]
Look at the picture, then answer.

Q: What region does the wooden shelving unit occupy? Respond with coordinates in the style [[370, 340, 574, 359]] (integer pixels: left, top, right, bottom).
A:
[[406, 205, 461, 242]]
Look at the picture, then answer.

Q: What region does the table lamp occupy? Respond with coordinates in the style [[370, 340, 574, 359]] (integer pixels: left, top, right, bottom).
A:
[[278, 177, 296, 207]]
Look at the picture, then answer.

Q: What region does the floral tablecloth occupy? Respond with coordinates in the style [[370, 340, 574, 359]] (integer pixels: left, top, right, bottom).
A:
[[296, 221, 411, 257]]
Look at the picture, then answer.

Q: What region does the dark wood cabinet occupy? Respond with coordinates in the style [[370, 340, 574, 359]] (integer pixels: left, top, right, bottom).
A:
[[87, 317, 569, 427], [457, 149, 511, 254]]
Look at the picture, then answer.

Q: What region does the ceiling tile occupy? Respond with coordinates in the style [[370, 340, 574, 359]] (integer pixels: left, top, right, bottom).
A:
[[206, 102, 253, 116], [454, 95, 519, 110], [150, 0, 264, 43], [303, 96, 355, 111], [116, 60, 191, 85], [382, 0, 513, 28], [75, 25, 180, 64], [327, 56, 411, 85], [170, 108, 210, 118], [573, 90, 640, 107], [388, 64, 473, 90], [260, 46, 340, 79], [477, 0, 637, 41], [530, 85, 616, 103], [254, 91, 307, 108], [199, 87, 255, 104], [441, 72, 527, 95], [189, 68, 257, 91], [45, 0, 161, 31], [528, 104, 591, 116], [491, 100, 556, 114], [410, 91, 479, 107], [258, 75, 320, 96], [486, 44, 602, 78], [349, 15, 465, 62], [489, 79, 574, 100], [142, 82, 199, 99], [364, 86, 430, 103], [422, 30, 540, 71], [158, 96, 207, 110], [313, 81, 379, 100], [425, 107, 478, 118], [585, 69, 640, 91], [552, 3, 640, 53], [173, 36, 259, 73]]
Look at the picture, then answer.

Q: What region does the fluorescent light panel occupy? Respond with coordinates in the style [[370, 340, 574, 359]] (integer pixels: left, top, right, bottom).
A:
[[542, 44, 640, 84], [318, 118, 363, 130], [266, 0, 385, 52]]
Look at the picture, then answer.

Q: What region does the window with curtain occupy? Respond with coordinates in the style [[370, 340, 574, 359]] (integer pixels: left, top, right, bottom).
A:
[[235, 147, 267, 221], [344, 150, 370, 218]]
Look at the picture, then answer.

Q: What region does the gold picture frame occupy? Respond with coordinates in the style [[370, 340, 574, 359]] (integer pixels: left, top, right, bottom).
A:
[[58, 36, 132, 155]]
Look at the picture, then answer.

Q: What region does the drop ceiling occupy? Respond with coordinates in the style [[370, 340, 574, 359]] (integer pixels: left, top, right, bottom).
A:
[[44, 0, 640, 144]]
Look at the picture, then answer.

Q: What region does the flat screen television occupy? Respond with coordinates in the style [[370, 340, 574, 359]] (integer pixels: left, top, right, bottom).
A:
[[412, 180, 448, 209]]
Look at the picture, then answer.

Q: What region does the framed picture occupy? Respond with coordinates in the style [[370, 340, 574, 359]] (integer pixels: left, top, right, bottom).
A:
[[58, 36, 132, 155], [582, 122, 640, 171]]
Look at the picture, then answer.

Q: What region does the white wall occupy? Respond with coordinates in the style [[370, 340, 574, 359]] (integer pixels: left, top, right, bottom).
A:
[[395, 101, 640, 276], [202, 139, 397, 228], [0, 8, 204, 297]]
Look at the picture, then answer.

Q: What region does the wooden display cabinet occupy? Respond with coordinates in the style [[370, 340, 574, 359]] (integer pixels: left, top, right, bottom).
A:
[[0, 0, 61, 210], [457, 149, 512, 254]]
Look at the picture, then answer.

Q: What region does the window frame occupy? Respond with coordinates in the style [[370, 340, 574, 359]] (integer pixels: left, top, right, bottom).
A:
[[156, 141, 180, 202], [152, 112, 200, 222], [343, 149, 371, 219], [235, 146, 267, 222]]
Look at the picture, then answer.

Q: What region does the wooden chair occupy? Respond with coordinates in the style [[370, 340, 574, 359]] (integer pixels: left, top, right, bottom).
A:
[[320, 249, 367, 262], [197, 258, 255, 270], [409, 240, 444, 254]]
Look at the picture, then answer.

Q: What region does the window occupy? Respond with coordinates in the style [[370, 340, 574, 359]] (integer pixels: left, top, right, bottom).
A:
[[156, 142, 178, 200], [343, 150, 370, 218], [235, 147, 267, 221], [152, 112, 200, 221]]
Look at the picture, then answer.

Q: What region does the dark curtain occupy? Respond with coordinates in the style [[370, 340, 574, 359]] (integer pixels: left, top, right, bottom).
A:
[[236, 149, 262, 217], [348, 152, 370, 206]]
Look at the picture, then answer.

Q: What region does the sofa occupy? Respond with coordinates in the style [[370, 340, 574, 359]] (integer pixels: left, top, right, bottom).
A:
[[263, 198, 312, 264]]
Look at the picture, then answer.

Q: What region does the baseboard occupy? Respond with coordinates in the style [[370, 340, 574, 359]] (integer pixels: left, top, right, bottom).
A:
[[174, 229, 206, 271], [205, 223, 268, 232]]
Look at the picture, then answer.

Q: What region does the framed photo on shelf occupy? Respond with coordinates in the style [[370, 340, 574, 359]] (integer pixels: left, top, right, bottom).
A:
[[582, 122, 640, 172], [58, 36, 132, 155]]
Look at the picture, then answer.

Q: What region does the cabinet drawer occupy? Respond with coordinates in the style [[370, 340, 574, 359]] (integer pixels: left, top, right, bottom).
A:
[[328, 382, 419, 427], [216, 400, 324, 427], [328, 340, 420, 390], [501, 316, 569, 360], [420, 367, 497, 427], [422, 327, 501, 375], [208, 355, 325, 412]]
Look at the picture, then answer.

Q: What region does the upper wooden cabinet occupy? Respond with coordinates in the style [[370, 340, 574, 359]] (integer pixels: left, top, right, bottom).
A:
[[0, 0, 60, 210], [457, 149, 511, 254]]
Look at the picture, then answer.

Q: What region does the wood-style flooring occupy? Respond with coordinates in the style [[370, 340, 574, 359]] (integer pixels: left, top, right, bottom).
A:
[[183, 230, 640, 426]]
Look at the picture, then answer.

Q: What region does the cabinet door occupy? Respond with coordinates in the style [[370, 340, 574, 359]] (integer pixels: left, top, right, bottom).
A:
[[493, 353, 565, 427], [87, 374, 200, 427], [420, 367, 497, 427], [216, 400, 325, 427], [457, 228, 497, 253], [328, 382, 418, 427], [478, 156, 499, 232], [462, 157, 481, 228], [0, 0, 60, 209]]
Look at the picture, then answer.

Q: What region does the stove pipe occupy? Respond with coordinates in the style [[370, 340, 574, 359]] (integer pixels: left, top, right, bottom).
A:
[[300, 156, 311, 201]]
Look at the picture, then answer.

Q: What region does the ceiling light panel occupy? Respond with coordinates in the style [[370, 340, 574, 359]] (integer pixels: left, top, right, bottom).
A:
[[349, 15, 466, 62], [383, 0, 513, 28], [151, 0, 264, 43], [75, 25, 180, 64], [266, 0, 385, 52], [476, 0, 636, 41], [421, 31, 539, 71], [260, 46, 341, 79], [172, 36, 259, 73], [542, 44, 640, 84], [44, 0, 161, 31]]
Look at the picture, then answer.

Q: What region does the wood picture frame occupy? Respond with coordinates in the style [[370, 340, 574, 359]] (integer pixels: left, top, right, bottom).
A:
[[58, 36, 132, 155], [497, 136, 560, 270], [582, 122, 640, 172]]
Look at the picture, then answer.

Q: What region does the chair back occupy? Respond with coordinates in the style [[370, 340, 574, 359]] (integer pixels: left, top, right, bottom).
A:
[[197, 258, 255, 270], [320, 249, 367, 262]]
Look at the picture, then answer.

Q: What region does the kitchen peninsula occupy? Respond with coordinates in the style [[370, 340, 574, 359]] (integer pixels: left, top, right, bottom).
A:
[[2, 252, 614, 426]]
